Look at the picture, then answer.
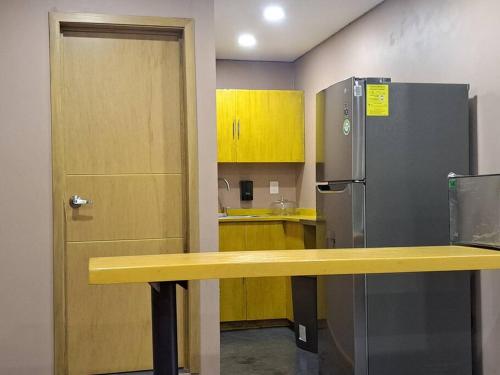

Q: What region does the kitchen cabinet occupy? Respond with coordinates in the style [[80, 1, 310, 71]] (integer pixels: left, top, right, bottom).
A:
[[216, 89, 304, 162], [216, 90, 237, 162], [245, 223, 287, 320], [219, 219, 324, 325], [219, 223, 246, 322], [219, 221, 289, 322]]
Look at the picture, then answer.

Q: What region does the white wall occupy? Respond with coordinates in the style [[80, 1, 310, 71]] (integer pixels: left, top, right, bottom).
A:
[[294, 0, 500, 373], [0, 1, 218, 374]]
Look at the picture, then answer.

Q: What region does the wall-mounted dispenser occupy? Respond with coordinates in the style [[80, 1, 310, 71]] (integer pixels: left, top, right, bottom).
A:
[[239, 180, 253, 201]]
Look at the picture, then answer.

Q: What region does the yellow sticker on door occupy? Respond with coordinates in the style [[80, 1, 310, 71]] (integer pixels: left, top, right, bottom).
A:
[[366, 84, 389, 116]]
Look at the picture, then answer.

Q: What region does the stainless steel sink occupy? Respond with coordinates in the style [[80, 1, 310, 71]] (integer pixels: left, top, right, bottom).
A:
[[218, 214, 260, 220]]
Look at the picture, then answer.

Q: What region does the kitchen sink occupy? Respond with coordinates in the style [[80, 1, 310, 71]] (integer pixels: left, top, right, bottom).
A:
[[218, 214, 260, 220]]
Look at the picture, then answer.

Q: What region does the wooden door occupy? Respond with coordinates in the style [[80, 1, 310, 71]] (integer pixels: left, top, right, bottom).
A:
[[245, 223, 288, 320], [59, 28, 186, 374], [216, 90, 237, 162], [219, 223, 247, 322]]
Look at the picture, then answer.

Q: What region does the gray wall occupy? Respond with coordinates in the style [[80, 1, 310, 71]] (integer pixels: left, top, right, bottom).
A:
[[216, 60, 303, 209], [294, 0, 500, 373], [216, 59, 295, 90], [0, 1, 219, 374], [218, 163, 300, 209]]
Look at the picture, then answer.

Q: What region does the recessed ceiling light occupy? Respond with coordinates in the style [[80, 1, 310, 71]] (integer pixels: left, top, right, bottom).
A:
[[238, 33, 257, 48], [263, 5, 285, 22]]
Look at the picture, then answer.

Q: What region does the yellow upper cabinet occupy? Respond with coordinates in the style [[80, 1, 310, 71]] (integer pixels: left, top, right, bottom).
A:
[[216, 89, 305, 162], [216, 90, 237, 162]]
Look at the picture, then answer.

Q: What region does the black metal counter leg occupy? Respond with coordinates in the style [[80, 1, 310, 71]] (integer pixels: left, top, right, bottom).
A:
[[291, 276, 318, 353], [150, 281, 179, 375]]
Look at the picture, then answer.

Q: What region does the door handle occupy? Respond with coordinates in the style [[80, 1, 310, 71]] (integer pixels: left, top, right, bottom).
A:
[[237, 120, 240, 139], [232, 120, 235, 139], [316, 183, 350, 194], [70, 195, 93, 208]]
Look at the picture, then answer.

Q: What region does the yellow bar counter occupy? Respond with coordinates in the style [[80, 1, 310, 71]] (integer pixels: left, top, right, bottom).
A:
[[89, 245, 500, 285], [88, 245, 500, 375]]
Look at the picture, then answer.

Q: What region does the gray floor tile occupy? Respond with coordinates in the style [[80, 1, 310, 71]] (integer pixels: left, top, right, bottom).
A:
[[111, 327, 318, 375], [221, 327, 318, 375]]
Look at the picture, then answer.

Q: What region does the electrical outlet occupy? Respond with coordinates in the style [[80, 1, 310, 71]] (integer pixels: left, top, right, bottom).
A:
[[270, 181, 279, 194]]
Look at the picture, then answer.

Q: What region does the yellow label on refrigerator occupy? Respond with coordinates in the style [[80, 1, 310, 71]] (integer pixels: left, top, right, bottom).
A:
[[366, 84, 389, 116]]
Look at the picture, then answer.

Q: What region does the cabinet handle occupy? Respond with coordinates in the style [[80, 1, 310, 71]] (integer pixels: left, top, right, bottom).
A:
[[232, 120, 235, 139], [237, 120, 240, 139]]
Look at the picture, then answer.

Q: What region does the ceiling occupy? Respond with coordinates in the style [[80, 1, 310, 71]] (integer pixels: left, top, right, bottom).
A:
[[215, 0, 384, 62]]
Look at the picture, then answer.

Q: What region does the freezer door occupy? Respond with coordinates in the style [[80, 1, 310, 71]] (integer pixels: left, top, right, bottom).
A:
[[316, 77, 365, 182], [316, 182, 367, 375]]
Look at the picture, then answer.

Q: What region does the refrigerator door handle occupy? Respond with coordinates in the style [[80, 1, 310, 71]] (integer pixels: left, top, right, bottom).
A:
[[316, 183, 350, 194]]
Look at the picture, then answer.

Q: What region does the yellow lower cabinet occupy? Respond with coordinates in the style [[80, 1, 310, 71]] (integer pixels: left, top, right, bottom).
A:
[[219, 221, 310, 322], [219, 223, 246, 322], [245, 222, 287, 320], [284, 222, 305, 249], [246, 276, 287, 320]]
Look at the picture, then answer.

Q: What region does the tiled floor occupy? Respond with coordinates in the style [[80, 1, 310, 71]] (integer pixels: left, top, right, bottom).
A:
[[113, 371, 188, 375], [112, 370, 189, 375], [114, 327, 318, 375], [221, 327, 318, 375]]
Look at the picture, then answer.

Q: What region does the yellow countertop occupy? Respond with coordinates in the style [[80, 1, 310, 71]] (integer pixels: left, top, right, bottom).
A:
[[219, 214, 316, 223], [89, 246, 500, 285], [218, 208, 316, 223]]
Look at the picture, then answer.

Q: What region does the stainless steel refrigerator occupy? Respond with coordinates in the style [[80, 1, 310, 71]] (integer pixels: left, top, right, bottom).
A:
[[316, 77, 472, 375]]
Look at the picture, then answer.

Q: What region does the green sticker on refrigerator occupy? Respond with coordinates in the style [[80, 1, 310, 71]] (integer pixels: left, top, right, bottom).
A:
[[343, 118, 351, 135], [448, 178, 457, 190]]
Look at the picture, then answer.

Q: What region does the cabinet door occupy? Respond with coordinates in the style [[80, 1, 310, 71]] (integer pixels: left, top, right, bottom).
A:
[[245, 222, 288, 320], [236, 90, 304, 162], [219, 223, 247, 322], [269, 91, 304, 162], [216, 90, 237, 162], [234, 90, 266, 162]]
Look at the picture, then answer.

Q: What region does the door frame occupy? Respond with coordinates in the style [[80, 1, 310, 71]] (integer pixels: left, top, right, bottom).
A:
[[49, 12, 200, 374]]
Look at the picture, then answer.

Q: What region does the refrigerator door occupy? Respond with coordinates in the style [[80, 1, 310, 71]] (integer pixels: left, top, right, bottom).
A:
[[363, 82, 472, 375], [316, 182, 367, 375], [317, 78, 365, 182]]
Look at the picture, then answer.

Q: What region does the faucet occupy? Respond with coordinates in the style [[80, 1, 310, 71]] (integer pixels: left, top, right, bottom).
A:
[[218, 177, 230, 192], [218, 178, 231, 215]]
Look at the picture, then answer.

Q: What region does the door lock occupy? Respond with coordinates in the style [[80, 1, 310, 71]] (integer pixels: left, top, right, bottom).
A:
[[70, 195, 93, 208]]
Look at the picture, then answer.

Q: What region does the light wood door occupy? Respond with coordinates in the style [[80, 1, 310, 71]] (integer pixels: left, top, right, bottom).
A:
[[216, 90, 237, 162], [219, 223, 247, 322], [245, 222, 288, 320], [60, 30, 186, 374]]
